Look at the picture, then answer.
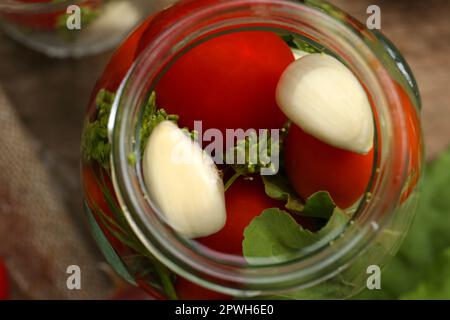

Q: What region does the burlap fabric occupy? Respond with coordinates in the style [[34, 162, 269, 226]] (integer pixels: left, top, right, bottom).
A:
[[0, 0, 176, 300], [0, 88, 112, 299]]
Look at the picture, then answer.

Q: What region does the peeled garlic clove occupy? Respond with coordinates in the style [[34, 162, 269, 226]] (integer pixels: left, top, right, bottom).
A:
[[276, 53, 374, 154], [142, 121, 226, 238]]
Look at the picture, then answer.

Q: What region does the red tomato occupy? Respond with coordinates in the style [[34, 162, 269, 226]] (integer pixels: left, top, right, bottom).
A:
[[284, 125, 374, 209], [175, 277, 230, 300], [155, 30, 294, 135], [394, 83, 422, 202], [135, 0, 226, 58], [198, 177, 283, 255], [96, 1, 220, 95], [0, 258, 8, 300]]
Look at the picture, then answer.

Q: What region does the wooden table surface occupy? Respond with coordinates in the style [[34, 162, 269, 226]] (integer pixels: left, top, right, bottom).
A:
[[0, 0, 448, 297]]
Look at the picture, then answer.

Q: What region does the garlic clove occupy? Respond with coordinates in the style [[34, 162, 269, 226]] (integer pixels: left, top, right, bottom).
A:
[[142, 121, 226, 238], [276, 53, 374, 154]]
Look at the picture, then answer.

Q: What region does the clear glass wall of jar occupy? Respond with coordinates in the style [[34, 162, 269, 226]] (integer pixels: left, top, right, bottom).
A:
[[81, 0, 423, 299], [0, 0, 177, 58]]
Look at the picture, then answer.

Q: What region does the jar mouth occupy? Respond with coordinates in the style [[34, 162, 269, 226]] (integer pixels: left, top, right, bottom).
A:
[[0, 0, 86, 13], [109, 0, 409, 296]]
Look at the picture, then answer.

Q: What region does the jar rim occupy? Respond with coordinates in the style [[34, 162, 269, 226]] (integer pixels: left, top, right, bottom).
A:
[[108, 0, 410, 297]]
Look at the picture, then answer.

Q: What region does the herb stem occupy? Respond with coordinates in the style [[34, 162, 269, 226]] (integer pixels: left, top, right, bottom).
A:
[[155, 262, 178, 300], [224, 171, 242, 192]]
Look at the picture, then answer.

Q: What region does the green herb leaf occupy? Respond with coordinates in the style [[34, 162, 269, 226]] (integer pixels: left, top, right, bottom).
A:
[[81, 89, 115, 170], [81, 89, 184, 299], [292, 38, 323, 54], [139, 92, 179, 153], [261, 174, 304, 212], [401, 248, 450, 300], [281, 34, 325, 54], [243, 206, 352, 299], [223, 125, 289, 191], [243, 208, 349, 264], [261, 174, 336, 219], [81, 90, 179, 169], [84, 203, 137, 286], [303, 191, 336, 219], [226, 129, 283, 176], [243, 208, 310, 263]]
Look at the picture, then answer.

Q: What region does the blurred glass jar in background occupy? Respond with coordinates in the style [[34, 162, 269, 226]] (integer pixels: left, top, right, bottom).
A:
[[0, 0, 178, 58], [81, 0, 423, 299]]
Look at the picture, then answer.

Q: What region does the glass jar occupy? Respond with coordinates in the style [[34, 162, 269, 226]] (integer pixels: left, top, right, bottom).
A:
[[81, 0, 423, 299], [0, 0, 176, 58]]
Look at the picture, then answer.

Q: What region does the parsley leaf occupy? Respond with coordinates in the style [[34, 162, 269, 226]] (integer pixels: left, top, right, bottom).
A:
[[261, 174, 304, 212], [302, 191, 337, 219], [243, 207, 349, 264], [242, 205, 358, 300], [262, 173, 336, 219]]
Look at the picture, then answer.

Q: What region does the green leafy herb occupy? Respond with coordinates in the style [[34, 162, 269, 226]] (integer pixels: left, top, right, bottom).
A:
[[302, 191, 337, 219], [81, 89, 115, 170], [81, 89, 181, 298], [228, 129, 283, 173], [221, 119, 337, 218], [243, 207, 349, 264], [127, 152, 137, 166], [89, 168, 178, 299], [223, 125, 288, 191], [401, 248, 450, 300], [281, 34, 324, 54], [262, 173, 336, 219], [139, 92, 179, 153], [356, 148, 450, 299], [85, 203, 137, 286], [81, 89, 178, 170], [261, 174, 304, 212], [242, 206, 353, 299]]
